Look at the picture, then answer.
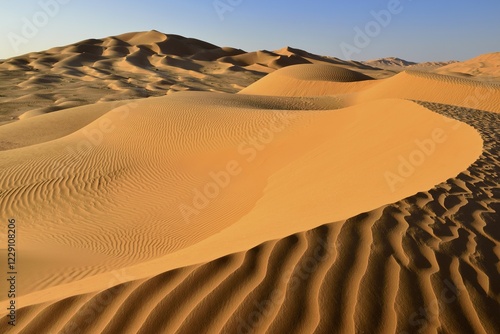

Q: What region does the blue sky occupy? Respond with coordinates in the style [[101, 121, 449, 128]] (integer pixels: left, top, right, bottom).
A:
[[1, 0, 499, 62]]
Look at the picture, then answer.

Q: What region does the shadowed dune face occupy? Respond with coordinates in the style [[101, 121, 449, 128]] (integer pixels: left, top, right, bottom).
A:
[[0, 36, 499, 334]]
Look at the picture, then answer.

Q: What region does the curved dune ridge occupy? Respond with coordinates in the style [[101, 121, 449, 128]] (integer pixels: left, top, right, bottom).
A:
[[0, 57, 498, 334], [239, 65, 377, 97], [270, 64, 374, 82]]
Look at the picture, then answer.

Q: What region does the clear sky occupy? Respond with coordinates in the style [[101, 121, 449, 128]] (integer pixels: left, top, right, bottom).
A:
[[1, 0, 499, 62]]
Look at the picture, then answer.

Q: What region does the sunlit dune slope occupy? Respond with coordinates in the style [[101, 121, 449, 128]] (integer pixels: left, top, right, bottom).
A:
[[241, 64, 500, 113], [356, 71, 500, 113], [0, 90, 482, 309], [0, 100, 135, 151]]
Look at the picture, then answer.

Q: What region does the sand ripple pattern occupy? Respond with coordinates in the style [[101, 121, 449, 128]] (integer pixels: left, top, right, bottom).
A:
[[2, 103, 498, 334]]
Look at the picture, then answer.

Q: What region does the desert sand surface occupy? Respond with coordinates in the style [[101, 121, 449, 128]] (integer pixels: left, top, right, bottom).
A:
[[0, 31, 499, 334], [363, 57, 457, 74], [436, 52, 500, 82]]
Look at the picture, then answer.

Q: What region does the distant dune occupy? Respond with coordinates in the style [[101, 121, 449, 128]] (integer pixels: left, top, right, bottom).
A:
[[0, 30, 392, 125], [364, 57, 418, 68], [363, 57, 458, 72], [0, 32, 499, 334], [436, 52, 500, 80], [239, 64, 375, 97]]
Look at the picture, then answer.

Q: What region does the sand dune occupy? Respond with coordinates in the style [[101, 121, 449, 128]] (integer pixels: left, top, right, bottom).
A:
[[240, 64, 376, 97], [1, 98, 499, 333], [242, 65, 500, 113], [364, 57, 417, 68], [364, 57, 457, 72], [1, 92, 482, 297], [0, 33, 499, 334], [218, 50, 311, 70], [356, 71, 500, 113], [0, 30, 396, 123], [0, 30, 268, 121], [263, 64, 373, 82], [436, 52, 500, 80]]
